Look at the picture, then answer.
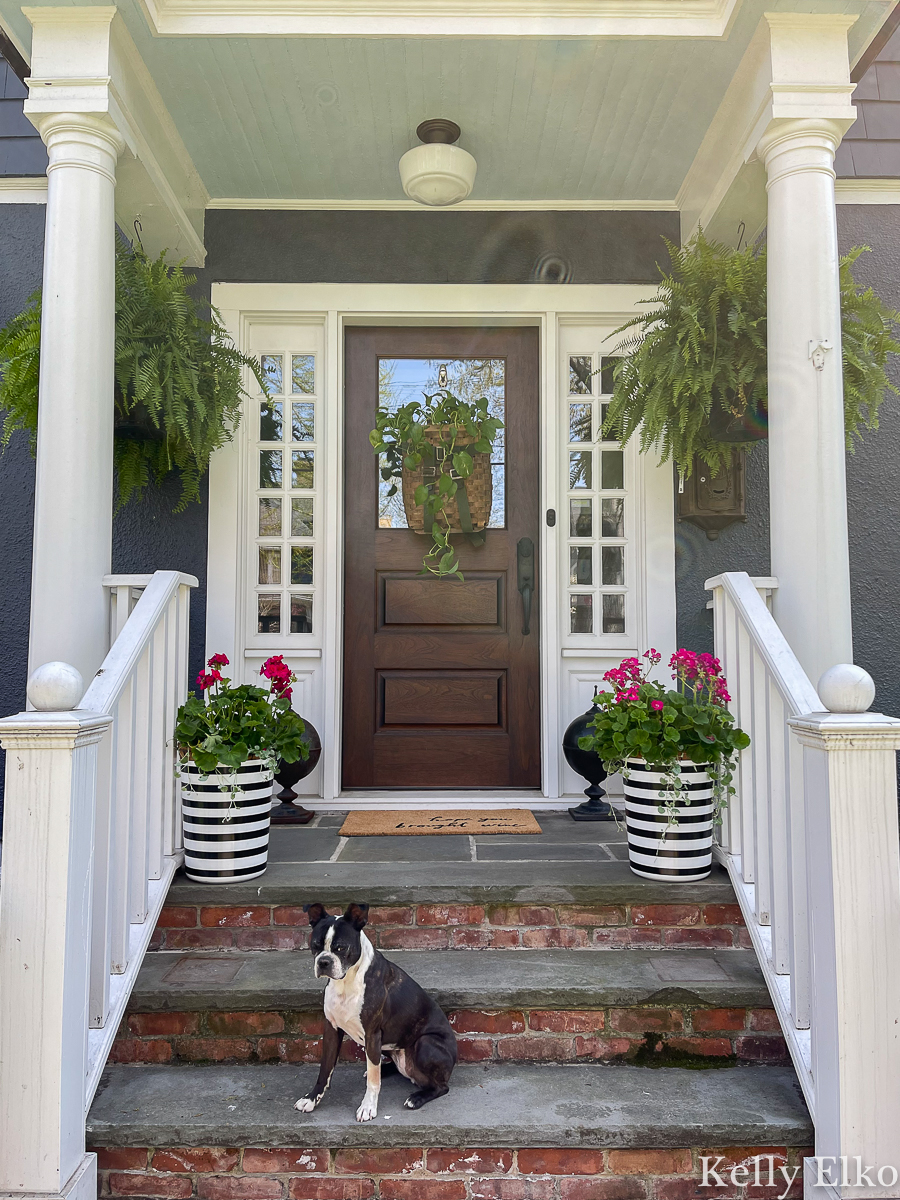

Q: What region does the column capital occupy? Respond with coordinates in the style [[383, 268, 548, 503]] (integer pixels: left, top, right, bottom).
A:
[[756, 116, 852, 188], [787, 710, 900, 752]]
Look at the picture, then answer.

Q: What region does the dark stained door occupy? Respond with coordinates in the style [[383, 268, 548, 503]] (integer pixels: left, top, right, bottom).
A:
[[343, 326, 541, 789]]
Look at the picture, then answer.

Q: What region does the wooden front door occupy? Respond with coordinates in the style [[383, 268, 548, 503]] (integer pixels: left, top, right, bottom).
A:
[[343, 326, 541, 789]]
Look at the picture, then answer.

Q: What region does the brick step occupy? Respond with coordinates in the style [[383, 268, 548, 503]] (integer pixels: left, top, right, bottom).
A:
[[113, 948, 786, 1067], [154, 892, 746, 954], [88, 1062, 812, 1199]]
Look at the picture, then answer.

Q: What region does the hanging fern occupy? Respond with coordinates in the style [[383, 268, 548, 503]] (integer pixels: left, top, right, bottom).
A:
[[0, 241, 266, 509], [604, 231, 900, 478]]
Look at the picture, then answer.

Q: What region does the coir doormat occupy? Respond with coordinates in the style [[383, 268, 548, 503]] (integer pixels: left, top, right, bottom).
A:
[[339, 809, 542, 836]]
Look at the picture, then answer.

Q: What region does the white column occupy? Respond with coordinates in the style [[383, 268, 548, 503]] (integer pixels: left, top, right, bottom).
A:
[[26, 111, 123, 686], [788, 694, 900, 1199], [0, 697, 111, 1199], [758, 117, 853, 684]]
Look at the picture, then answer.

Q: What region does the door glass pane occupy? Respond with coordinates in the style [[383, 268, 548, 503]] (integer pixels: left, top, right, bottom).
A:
[[260, 401, 283, 441], [292, 401, 315, 441], [257, 594, 280, 633], [601, 450, 624, 490], [602, 593, 626, 634], [259, 449, 282, 488], [291, 546, 313, 585], [601, 498, 624, 538], [291, 594, 313, 632], [601, 545, 624, 585], [291, 497, 314, 537], [258, 546, 281, 585], [569, 451, 592, 489], [600, 356, 620, 395], [292, 354, 315, 394], [291, 450, 315, 489], [261, 354, 283, 395], [570, 594, 593, 633], [568, 355, 592, 395], [569, 499, 592, 537], [569, 403, 592, 443], [258, 498, 282, 536], [376, 358, 505, 530], [569, 546, 593, 586]]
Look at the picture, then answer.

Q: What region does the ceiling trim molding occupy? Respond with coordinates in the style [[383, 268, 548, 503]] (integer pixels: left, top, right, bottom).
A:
[[835, 178, 900, 203], [207, 197, 679, 212], [0, 176, 48, 203], [139, 0, 740, 38]]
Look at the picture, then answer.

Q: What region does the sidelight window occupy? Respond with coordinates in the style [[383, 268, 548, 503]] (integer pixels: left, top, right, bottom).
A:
[[253, 352, 318, 635], [565, 354, 627, 637]]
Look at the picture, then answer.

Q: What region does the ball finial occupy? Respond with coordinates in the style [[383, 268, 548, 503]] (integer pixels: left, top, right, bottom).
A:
[[27, 662, 84, 711], [817, 663, 876, 714]]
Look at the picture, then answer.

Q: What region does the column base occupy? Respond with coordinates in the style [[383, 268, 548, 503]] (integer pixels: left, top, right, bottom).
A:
[[0, 1154, 97, 1200]]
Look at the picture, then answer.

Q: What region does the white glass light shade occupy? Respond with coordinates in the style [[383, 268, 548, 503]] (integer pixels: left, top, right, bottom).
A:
[[399, 142, 477, 206]]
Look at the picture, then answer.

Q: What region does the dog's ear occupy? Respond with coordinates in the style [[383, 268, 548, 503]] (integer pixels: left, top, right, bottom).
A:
[[343, 902, 369, 930], [303, 902, 329, 927]]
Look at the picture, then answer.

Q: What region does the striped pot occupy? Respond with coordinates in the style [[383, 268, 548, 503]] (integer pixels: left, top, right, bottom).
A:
[[623, 758, 714, 882], [180, 758, 274, 883]]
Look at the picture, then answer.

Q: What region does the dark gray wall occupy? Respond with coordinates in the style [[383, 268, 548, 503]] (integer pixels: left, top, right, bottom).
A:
[[199, 209, 679, 286]]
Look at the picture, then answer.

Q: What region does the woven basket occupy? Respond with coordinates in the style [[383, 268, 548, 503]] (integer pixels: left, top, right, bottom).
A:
[[402, 426, 493, 535]]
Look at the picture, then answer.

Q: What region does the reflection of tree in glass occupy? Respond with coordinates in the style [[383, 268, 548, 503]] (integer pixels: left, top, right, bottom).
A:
[[569, 451, 592, 489], [376, 358, 506, 530], [259, 449, 282, 489]]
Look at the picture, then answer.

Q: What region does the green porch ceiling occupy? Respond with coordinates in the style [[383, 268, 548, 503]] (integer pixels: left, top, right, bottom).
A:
[[0, 0, 890, 202]]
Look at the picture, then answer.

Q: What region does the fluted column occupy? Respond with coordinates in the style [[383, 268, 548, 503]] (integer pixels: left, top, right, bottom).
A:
[[26, 111, 124, 685], [758, 117, 853, 685]]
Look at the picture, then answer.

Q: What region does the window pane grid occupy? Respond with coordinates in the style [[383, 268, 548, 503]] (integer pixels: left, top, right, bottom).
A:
[[254, 350, 319, 636], [565, 351, 627, 637]]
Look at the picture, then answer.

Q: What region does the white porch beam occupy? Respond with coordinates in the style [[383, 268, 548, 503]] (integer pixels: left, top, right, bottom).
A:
[[756, 14, 857, 686]]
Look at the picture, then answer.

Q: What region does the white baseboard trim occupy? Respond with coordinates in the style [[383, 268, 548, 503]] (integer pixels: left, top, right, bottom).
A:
[[313, 794, 576, 810]]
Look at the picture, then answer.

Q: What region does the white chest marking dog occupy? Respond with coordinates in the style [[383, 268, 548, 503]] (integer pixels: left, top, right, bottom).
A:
[[322, 925, 373, 1048]]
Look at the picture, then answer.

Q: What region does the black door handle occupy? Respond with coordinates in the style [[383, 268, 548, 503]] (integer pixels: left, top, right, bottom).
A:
[[517, 537, 535, 635]]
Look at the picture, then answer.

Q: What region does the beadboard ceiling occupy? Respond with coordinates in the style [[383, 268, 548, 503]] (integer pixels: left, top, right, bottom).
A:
[[0, 0, 890, 203]]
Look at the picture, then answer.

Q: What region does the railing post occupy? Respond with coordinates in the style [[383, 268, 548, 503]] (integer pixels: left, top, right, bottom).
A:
[[0, 664, 111, 1200], [788, 666, 900, 1199]]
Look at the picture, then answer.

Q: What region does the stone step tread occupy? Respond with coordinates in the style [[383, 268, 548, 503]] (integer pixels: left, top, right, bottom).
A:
[[87, 1061, 811, 1149], [131, 947, 770, 1012], [167, 860, 736, 907]]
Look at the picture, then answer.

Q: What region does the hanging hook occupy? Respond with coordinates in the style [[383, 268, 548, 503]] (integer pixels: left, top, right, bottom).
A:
[[736, 221, 746, 252], [133, 217, 144, 252]]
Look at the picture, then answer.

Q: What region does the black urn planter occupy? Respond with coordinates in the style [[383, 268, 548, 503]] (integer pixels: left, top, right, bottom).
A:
[[270, 720, 322, 825], [563, 698, 613, 822]]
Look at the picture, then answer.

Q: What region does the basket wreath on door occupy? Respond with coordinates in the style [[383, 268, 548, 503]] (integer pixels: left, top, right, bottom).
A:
[[174, 653, 310, 883], [577, 649, 749, 881]]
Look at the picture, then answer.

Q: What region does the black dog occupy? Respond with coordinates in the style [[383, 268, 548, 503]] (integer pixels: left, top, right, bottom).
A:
[[294, 902, 457, 1122]]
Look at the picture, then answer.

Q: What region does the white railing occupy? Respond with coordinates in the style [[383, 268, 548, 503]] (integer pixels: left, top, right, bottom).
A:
[[0, 570, 197, 1200], [707, 572, 900, 1196]]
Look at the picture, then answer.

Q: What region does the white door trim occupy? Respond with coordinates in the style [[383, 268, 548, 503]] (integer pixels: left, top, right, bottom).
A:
[[207, 282, 676, 804]]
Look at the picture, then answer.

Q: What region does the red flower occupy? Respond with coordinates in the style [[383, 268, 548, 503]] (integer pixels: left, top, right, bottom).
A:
[[196, 670, 220, 691], [261, 655, 296, 699], [650, 699, 664, 711], [208, 652, 229, 668]]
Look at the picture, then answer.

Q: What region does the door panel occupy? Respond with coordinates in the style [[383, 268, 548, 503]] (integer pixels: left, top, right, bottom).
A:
[[343, 326, 540, 789]]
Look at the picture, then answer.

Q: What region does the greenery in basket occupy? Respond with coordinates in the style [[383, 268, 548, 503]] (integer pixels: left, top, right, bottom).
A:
[[578, 648, 750, 822], [603, 232, 900, 478], [0, 240, 267, 510], [175, 653, 310, 775], [370, 390, 502, 578]]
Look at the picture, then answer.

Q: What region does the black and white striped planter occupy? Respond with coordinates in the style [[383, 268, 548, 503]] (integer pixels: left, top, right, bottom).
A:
[[623, 759, 714, 882], [180, 758, 274, 883]]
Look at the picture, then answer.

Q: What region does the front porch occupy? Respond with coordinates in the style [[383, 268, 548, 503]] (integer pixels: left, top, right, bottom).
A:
[[1, 1, 900, 1198]]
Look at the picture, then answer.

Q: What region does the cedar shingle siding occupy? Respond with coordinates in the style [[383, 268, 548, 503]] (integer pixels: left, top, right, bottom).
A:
[[836, 28, 900, 178], [0, 55, 47, 176]]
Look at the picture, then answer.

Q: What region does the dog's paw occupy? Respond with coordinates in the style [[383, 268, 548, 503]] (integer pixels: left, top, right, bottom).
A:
[[403, 1097, 417, 1109], [294, 1096, 317, 1113], [356, 1095, 379, 1122]]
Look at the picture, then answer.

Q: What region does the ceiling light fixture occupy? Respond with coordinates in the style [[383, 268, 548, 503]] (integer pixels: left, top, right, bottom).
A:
[[399, 119, 477, 207]]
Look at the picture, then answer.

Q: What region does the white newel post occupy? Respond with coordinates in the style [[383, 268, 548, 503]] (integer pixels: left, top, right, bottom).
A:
[[0, 680, 111, 1200], [788, 670, 900, 1200], [756, 15, 857, 686], [23, 9, 125, 686]]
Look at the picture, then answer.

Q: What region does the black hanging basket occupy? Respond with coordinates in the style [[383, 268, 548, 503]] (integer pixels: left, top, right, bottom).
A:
[[706, 394, 768, 444]]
